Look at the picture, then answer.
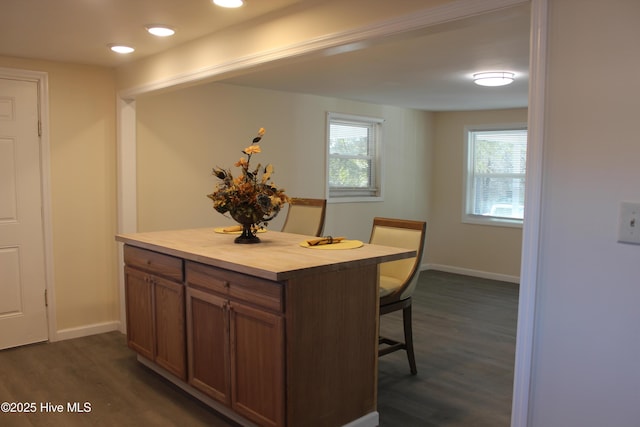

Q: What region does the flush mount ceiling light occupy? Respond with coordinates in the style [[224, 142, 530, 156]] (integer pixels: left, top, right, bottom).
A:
[[213, 0, 244, 8], [145, 25, 175, 37], [473, 71, 515, 87], [108, 44, 135, 54]]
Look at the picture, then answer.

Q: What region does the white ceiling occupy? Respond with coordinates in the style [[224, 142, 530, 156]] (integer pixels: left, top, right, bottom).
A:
[[0, 0, 306, 67], [1, 0, 530, 111]]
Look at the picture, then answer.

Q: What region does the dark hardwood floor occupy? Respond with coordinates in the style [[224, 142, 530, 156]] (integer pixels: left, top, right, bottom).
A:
[[0, 270, 518, 427], [377, 270, 518, 427]]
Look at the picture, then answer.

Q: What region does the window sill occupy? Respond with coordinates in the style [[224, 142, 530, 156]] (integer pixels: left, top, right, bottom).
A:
[[462, 214, 523, 229], [328, 196, 383, 204]]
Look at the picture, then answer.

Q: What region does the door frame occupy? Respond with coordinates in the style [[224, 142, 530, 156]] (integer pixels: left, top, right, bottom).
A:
[[116, 0, 546, 425], [0, 67, 56, 342]]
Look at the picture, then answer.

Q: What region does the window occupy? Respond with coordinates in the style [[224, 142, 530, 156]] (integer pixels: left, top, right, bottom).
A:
[[464, 125, 527, 227], [327, 113, 383, 201]]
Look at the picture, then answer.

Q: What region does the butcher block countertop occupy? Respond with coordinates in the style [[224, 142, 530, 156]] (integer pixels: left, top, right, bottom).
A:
[[116, 227, 415, 282]]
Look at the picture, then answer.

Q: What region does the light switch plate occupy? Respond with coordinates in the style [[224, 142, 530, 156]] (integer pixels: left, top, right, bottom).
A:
[[618, 201, 640, 245]]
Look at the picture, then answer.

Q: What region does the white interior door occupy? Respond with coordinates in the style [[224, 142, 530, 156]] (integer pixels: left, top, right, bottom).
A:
[[0, 77, 48, 349]]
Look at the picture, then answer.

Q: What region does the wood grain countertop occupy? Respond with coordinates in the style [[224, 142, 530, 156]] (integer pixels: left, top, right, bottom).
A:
[[116, 227, 416, 281]]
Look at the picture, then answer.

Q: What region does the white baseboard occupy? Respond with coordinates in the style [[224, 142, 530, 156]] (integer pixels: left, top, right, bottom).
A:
[[138, 355, 379, 427], [51, 320, 121, 342], [138, 356, 260, 427], [423, 263, 520, 284], [343, 411, 379, 427]]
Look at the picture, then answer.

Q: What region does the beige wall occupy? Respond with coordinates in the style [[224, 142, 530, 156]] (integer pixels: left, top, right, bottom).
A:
[[122, 0, 530, 282], [9, 1, 640, 424], [0, 51, 521, 340], [136, 82, 433, 243], [0, 0, 526, 340], [429, 108, 527, 279], [0, 56, 119, 334], [136, 82, 523, 278]]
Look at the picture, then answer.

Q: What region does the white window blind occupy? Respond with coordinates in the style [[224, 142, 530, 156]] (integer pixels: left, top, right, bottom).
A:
[[465, 127, 527, 225]]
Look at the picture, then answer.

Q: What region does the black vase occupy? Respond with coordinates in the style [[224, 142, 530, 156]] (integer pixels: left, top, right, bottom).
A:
[[230, 204, 263, 244], [234, 222, 260, 244]]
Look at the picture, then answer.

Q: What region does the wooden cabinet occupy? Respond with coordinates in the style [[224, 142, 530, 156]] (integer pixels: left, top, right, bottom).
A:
[[230, 302, 284, 427], [186, 287, 230, 404], [123, 266, 154, 359], [123, 246, 284, 426], [123, 245, 186, 380], [153, 275, 186, 378], [118, 229, 413, 427], [186, 261, 284, 427]]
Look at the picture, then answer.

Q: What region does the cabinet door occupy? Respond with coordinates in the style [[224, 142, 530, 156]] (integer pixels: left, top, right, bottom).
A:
[[154, 276, 186, 380], [230, 302, 284, 427], [186, 287, 230, 405], [124, 267, 154, 360]]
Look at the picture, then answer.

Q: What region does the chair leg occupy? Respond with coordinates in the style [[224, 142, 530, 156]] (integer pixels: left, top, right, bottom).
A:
[[403, 303, 417, 375]]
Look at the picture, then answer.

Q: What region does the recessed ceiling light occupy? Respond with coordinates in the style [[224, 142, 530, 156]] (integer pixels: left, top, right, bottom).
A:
[[473, 71, 515, 87], [108, 44, 135, 54], [213, 0, 244, 8], [146, 25, 176, 37]]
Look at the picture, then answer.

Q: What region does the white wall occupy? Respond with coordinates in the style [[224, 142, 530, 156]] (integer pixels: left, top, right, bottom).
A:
[[530, 1, 640, 425]]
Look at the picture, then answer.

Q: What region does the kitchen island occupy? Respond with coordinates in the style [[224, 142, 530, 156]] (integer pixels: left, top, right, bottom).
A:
[[116, 228, 415, 427]]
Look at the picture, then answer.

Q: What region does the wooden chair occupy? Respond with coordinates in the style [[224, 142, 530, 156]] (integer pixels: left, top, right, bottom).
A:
[[281, 198, 327, 237], [370, 217, 426, 375]]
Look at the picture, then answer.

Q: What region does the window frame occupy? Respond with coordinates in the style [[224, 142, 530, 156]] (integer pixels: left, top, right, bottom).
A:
[[462, 123, 528, 228], [326, 112, 384, 203]]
